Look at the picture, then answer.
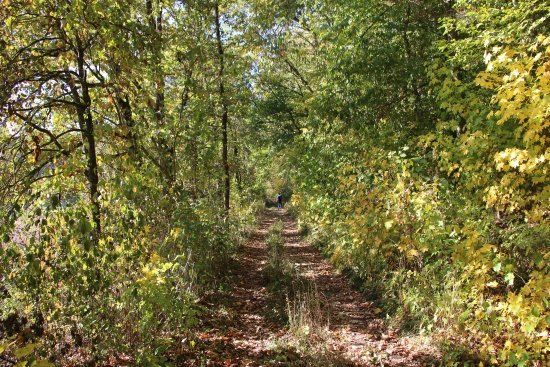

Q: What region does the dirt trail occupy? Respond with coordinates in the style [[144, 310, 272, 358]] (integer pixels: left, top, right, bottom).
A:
[[181, 208, 440, 366]]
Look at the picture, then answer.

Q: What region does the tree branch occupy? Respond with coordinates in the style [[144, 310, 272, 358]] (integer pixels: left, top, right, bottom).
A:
[[282, 57, 313, 94]]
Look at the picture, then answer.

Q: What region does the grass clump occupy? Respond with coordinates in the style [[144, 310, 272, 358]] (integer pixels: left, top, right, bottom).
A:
[[286, 278, 328, 344], [265, 220, 285, 274]]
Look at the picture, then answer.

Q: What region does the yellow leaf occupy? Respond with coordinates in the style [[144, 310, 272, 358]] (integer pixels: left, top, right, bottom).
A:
[[407, 249, 419, 258], [150, 252, 161, 264], [384, 220, 394, 229], [171, 227, 183, 237]]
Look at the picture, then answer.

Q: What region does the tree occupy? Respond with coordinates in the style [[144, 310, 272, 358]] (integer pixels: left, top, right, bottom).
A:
[[214, 2, 231, 213]]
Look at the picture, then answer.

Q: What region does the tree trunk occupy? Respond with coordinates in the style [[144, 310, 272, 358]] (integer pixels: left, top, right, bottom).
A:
[[234, 146, 242, 192], [147, 0, 174, 185], [215, 4, 230, 214], [73, 39, 101, 237]]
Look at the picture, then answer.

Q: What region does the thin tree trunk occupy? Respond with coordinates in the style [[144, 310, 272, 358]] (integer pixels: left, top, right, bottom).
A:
[[73, 39, 101, 237], [215, 3, 230, 214], [147, 0, 174, 185], [234, 146, 242, 192]]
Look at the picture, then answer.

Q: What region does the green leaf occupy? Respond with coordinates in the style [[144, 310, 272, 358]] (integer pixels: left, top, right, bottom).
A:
[[83, 239, 91, 252], [509, 351, 518, 364], [13, 343, 41, 358], [80, 220, 92, 234], [0, 341, 10, 354], [531, 307, 540, 317]]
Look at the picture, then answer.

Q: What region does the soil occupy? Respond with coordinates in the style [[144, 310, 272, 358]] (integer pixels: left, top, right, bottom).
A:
[[178, 208, 442, 366]]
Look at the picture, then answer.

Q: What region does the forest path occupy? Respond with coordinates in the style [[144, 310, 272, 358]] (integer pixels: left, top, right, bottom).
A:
[[181, 208, 440, 366]]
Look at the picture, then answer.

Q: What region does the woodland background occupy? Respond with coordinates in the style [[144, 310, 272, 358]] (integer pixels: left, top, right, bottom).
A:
[[1, 0, 549, 365]]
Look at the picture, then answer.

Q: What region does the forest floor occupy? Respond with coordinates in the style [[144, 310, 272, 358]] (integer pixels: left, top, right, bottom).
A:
[[180, 208, 442, 366]]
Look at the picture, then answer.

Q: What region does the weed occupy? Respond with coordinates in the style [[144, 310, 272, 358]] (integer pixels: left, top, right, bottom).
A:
[[266, 220, 285, 273], [286, 278, 329, 345]]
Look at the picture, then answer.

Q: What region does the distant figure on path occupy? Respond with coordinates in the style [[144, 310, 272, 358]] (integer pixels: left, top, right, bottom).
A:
[[277, 193, 283, 210]]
